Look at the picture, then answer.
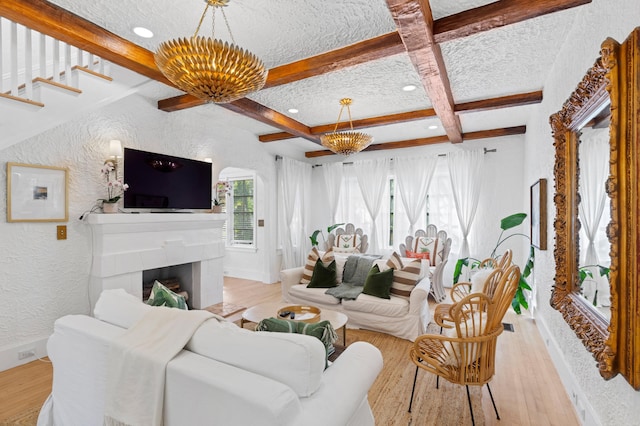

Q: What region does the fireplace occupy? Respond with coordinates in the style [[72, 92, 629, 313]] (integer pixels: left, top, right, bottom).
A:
[[87, 213, 226, 309]]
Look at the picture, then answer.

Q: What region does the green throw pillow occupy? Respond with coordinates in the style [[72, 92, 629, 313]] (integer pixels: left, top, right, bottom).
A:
[[146, 280, 188, 310], [255, 317, 338, 363], [362, 264, 394, 299], [307, 259, 338, 288]]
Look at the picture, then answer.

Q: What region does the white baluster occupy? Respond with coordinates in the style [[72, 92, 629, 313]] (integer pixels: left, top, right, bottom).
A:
[[77, 47, 83, 68], [25, 27, 33, 100], [88, 53, 95, 71], [39, 33, 46, 78], [10, 21, 19, 96], [0, 19, 4, 94], [65, 43, 72, 87], [53, 39, 60, 83]]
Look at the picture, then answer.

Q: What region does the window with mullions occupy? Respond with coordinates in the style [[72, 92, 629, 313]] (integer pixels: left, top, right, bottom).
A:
[[224, 177, 255, 247]]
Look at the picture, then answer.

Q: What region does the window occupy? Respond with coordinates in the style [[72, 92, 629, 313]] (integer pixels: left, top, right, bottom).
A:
[[222, 176, 255, 247]]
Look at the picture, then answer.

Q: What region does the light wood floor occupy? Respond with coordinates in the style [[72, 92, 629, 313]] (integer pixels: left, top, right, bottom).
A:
[[0, 277, 579, 425]]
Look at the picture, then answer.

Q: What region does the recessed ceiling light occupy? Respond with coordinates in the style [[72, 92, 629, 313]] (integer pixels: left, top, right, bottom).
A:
[[133, 27, 154, 38], [288, 108, 299, 114], [402, 84, 417, 92], [428, 125, 438, 130]]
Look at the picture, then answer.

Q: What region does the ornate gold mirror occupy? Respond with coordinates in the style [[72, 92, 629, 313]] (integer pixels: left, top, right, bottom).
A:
[[550, 27, 640, 389]]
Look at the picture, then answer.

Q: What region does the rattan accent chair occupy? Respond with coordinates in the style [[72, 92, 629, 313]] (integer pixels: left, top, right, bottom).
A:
[[433, 250, 513, 330], [408, 264, 521, 425]]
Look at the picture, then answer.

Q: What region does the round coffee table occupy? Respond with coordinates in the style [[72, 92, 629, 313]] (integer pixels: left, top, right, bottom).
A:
[[241, 301, 348, 346]]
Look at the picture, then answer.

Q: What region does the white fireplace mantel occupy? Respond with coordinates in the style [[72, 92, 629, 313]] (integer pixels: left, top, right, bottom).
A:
[[87, 213, 226, 309]]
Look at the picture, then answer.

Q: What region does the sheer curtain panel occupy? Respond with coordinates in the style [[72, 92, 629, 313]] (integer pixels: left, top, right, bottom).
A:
[[322, 162, 344, 224], [578, 132, 609, 266], [353, 158, 391, 254], [394, 155, 438, 236], [278, 157, 312, 269], [447, 150, 484, 258]]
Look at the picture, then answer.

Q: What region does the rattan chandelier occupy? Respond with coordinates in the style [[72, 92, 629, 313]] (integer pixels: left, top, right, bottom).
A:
[[155, 0, 267, 104], [320, 98, 373, 156]]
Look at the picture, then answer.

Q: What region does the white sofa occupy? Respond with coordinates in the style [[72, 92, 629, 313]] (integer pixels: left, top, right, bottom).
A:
[[281, 258, 431, 341], [37, 289, 383, 426]]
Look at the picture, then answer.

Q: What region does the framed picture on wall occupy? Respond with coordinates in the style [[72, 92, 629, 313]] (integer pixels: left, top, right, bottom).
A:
[[530, 178, 547, 250], [7, 163, 69, 222]]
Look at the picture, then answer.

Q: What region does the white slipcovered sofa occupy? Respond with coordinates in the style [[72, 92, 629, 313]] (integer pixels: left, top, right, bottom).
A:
[[281, 256, 431, 341], [37, 289, 383, 426]]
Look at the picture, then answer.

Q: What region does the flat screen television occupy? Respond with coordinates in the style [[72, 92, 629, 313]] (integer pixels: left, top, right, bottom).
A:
[[123, 148, 212, 211]]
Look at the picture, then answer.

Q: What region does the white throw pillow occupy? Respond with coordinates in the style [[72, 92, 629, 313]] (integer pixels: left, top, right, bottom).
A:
[[334, 253, 350, 283], [335, 234, 361, 252], [442, 312, 487, 367], [470, 269, 494, 294]]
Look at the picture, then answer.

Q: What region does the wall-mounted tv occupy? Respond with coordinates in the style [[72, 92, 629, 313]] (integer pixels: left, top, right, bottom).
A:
[[123, 148, 212, 211]]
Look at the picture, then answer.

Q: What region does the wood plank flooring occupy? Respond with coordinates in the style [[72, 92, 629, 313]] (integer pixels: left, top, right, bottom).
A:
[[0, 277, 579, 425]]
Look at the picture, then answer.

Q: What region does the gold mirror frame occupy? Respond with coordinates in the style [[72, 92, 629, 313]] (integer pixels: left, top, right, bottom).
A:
[[550, 28, 640, 388]]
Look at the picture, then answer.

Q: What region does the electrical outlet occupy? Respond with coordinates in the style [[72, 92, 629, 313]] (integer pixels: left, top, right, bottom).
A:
[[57, 225, 67, 240], [18, 349, 35, 360]]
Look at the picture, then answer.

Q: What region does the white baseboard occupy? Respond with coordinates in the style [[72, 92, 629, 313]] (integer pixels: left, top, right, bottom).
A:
[[0, 337, 48, 372], [536, 317, 601, 426], [223, 267, 264, 282]]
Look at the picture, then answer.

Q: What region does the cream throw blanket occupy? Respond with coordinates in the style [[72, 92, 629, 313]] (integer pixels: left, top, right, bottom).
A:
[[104, 307, 219, 426]]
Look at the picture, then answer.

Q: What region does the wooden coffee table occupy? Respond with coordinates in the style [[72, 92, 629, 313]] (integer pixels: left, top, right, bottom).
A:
[[241, 301, 348, 346]]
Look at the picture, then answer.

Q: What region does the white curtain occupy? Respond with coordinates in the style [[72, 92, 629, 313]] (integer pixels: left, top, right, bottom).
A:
[[394, 155, 438, 236], [277, 157, 312, 269], [322, 162, 343, 224], [447, 150, 484, 258], [353, 158, 391, 254], [578, 131, 609, 266]]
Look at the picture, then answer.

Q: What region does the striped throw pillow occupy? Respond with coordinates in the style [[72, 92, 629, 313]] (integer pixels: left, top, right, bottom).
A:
[[386, 251, 404, 271], [300, 248, 335, 284], [390, 259, 422, 300]]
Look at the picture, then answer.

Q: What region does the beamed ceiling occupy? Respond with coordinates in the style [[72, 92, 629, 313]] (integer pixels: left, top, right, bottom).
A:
[[0, 0, 592, 160]]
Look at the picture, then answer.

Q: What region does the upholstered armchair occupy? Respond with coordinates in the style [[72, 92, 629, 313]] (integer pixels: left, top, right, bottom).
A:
[[399, 225, 452, 302], [325, 223, 369, 254], [408, 264, 521, 424]]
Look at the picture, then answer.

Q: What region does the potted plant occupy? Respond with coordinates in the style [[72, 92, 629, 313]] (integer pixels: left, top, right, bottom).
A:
[[452, 213, 534, 314], [99, 161, 128, 213], [212, 180, 231, 213], [309, 223, 345, 248], [212, 198, 223, 213]]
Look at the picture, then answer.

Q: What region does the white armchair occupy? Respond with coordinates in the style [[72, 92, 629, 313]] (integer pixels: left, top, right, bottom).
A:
[[399, 224, 452, 303]]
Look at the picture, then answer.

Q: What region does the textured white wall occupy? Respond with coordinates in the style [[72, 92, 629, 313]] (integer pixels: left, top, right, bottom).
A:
[[0, 93, 280, 366], [524, 0, 640, 424]]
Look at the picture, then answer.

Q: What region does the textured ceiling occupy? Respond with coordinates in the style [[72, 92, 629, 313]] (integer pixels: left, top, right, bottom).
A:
[[45, 0, 582, 159]]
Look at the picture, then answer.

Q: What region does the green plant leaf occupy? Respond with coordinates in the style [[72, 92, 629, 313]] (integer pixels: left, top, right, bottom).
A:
[[453, 258, 469, 284], [515, 288, 528, 309], [511, 297, 522, 314], [599, 266, 610, 277], [519, 276, 532, 291], [522, 245, 535, 278], [327, 223, 345, 233], [500, 213, 527, 231], [310, 230, 321, 246]]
